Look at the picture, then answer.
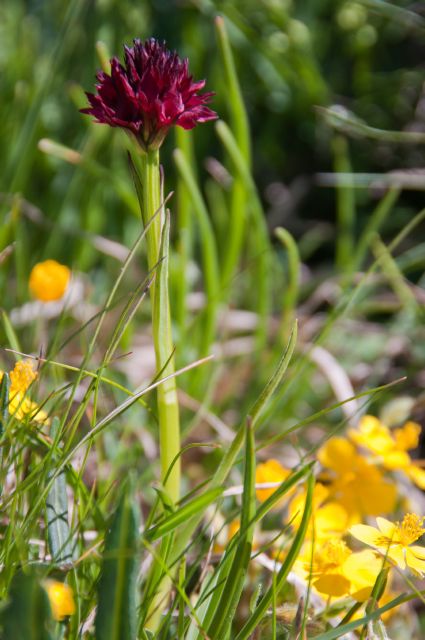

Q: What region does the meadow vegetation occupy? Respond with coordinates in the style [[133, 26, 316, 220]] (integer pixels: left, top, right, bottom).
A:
[[1, 1, 425, 638]]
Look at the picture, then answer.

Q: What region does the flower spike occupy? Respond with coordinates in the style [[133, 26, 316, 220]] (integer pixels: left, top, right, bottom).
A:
[[81, 38, 218, 150]]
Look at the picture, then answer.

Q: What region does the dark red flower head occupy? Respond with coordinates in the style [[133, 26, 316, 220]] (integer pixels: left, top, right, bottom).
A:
[[81, 38, 218, 151]]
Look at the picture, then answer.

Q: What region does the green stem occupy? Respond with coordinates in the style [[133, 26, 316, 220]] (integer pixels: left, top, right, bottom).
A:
[[139, 149, 181, 505], [333, 135, 355, 277]]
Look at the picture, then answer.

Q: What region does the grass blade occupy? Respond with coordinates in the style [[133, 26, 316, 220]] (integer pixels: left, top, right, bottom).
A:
[[1, 572, 54, 640], [215, 16, 251, 287], [144, 487, 223, 543], [274, 227, 300, 341], [173, 147, 220, 357], [235, 472, 314, 640], [95, 479, 140, 640], [205, 421, 256, 639]]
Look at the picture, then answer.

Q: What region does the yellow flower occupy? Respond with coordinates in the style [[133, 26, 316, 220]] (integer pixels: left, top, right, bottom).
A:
[[0, 360, 48, 424], [288, 482, 349, 541], [349, 415, 425, 489], [255, 459, 291, 502], [350, 514, 425, 576], [29, 260, 71, 302], [317, 437, 396, 521], [297, 539, 382, 600], [43, 580, 75, 621], [9, 359, 37, 391]]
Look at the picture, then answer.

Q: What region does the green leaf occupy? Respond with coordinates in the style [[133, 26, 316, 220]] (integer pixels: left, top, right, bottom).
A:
[[46, 417, 73, 568], [173, 147, 220, 356], [144, 487, 223, 543], [215, 16, 251, 164], [249, 321, 298, 429], [95, 479, 140, 640], [275, 227, 300, 339], [205, 421, 256, 639], [311, 593, 407, 640], [214, 119, 271, 346], [1, 310, 21, 353], [214, 16, 251, 288], [253, 462, 314, 525], [235, 472, 314, 640], [1, 572, 54, 640], [0, 372, 10, 434]]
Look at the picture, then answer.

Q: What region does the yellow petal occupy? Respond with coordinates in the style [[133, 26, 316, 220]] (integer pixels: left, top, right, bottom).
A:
[[376, 517, 396, 539], [381, 450, 411, 470], [314, 503, 349, 539], [350, 524, 383, 547], [313, 573, 351, 597], [317, 438, 357, 474], [394, 421, 421, 451], [386, 545, 406, 570], [343, 550, 383, 602], [406, 546, 425, 576], [351, 416, 394, 454], [405, 465, 425, 490]]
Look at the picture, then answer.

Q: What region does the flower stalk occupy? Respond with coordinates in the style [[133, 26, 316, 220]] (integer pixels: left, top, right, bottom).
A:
[[139, 147, 180, 505]]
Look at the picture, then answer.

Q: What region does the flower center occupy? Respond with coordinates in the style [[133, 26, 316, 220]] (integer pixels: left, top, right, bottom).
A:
[[399, 513, 425, 546], [317, 539, 350, 570]]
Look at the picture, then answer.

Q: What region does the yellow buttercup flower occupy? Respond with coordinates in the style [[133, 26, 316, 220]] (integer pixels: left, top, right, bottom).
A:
[[317, 437, 396, 521], [350, 514, 425, 576], [309, 539, 351, 597], [43, 580, 75, 621], [297, 539, 382, 600], [0, 360, 48, 424], [349, 415, 425, 489], [29, 259, 71, 302], [255, 459, 291, 502]]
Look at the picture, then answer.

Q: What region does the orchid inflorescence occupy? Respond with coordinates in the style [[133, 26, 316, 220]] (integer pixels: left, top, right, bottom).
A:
[[82, 38, 218, 151]]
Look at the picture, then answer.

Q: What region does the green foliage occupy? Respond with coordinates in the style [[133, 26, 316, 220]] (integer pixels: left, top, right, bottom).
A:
[[1, 572, 54, 640], [46, 417, 74, 568], [95, 479, 140, 640]]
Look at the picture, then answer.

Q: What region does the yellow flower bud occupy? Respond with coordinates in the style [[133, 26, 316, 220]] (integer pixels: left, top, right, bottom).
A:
[[29, 260, 71, 302], [44, 580, 75, 621]]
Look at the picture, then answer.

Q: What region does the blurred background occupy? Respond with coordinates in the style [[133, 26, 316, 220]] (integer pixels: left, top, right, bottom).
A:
[[2, 0, 425, 267]]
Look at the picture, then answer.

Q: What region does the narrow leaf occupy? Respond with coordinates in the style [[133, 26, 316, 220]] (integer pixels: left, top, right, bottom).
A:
[[235, 472, 314, 640], [144, 487, 223, 543], [95, 480, 140, 640], [46, 417, 73, 568], [206, 421, 256, 638], [0, 372, 10, 432], [1, 572, 53, 640]]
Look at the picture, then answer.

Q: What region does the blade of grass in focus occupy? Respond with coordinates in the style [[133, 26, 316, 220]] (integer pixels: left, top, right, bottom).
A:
[[234, 472, 314, 640]]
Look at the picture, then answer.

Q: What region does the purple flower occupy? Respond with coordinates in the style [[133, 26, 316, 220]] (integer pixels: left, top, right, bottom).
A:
[[81, 38, 218, 150]]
